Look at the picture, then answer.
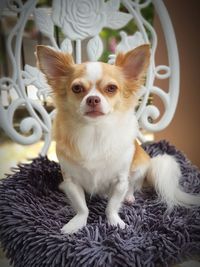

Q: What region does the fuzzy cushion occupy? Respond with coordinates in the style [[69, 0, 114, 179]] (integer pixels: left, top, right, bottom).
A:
[[0, 140, 199, 267]]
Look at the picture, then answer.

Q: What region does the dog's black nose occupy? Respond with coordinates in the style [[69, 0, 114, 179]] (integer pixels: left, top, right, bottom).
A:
[[86, 96, 101, 107]]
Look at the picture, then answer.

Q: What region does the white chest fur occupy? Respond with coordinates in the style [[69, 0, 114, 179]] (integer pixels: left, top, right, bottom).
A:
[[58, 112, 138, 195]]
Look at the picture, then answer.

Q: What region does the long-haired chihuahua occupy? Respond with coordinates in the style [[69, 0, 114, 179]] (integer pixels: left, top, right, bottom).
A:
[[36, 45, 200, 234]]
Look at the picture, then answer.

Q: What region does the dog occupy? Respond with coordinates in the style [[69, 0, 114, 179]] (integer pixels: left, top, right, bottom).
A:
[[36, 44, 200, 234]]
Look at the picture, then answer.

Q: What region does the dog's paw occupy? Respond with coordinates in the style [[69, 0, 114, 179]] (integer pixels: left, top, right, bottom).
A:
[[124, 194, 135, 205], [61, 214, 87, 234], [107, 214, 126, 229]]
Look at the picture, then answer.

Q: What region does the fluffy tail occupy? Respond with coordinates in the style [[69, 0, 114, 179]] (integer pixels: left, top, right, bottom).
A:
[[146, 154, 200, 209]]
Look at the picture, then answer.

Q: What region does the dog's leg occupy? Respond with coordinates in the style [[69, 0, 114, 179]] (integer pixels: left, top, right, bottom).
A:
[[124, 184, 135, 205], [124, 171, 144, 205], [59, 178, 89, 234], [125, 141, 150, 204], [106, 175, 128, 229], [125, 165, 149, 204]]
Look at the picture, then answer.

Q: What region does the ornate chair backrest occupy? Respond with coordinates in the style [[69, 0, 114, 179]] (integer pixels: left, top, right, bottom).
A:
[[0, 0, 179, 156]]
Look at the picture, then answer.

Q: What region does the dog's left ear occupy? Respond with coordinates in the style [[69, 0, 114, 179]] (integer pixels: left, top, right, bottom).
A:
[[36, 45, 74, 79], [115, 44, 150, 81]]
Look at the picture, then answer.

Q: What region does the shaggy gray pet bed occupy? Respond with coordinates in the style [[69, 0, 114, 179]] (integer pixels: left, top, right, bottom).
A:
[[0, 140, 200, 267]]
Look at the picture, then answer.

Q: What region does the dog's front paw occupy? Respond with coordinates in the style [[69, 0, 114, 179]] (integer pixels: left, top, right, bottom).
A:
[[61, 214, 87, 234], [107, 214, 126, 229], [124, 194, 135, 205]]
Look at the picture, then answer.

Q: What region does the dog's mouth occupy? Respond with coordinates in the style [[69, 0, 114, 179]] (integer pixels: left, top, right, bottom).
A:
[[85, 110, 105, 118]]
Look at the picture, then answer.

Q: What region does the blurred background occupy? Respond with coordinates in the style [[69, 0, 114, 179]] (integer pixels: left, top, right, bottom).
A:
[[154, 0, 200, 169]]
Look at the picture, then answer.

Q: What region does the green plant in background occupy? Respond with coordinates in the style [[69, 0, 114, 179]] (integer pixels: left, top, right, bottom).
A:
[[36, 0, 52, 7]]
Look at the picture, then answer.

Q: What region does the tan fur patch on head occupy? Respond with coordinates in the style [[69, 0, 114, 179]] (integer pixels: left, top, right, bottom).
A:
[[97, 63, 137, 111], [52, 63, 88, 112]]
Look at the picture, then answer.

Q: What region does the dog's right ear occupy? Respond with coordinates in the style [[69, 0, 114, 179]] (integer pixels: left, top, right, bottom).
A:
[[115, 44, 150, 82], [36, 45, 74, 79]]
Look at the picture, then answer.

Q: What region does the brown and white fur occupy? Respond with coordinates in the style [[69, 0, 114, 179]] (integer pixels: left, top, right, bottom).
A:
[[36, 45, 200, 234]]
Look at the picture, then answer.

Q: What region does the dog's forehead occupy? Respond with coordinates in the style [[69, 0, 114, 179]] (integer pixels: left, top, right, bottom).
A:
[[85, 62, 103, 83]]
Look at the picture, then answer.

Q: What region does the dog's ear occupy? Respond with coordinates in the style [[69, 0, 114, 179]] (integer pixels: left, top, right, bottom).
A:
[[36, 45, 74, 79], [115, 44, 150, 82]]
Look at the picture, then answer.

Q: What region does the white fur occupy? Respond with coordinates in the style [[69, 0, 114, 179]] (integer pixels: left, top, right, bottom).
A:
[[85, 62, 102, 82], [146, 154, 200, 209], [128, 154, 200, 209], [126, 163, 149, 204], [59, 111, 138, 233]]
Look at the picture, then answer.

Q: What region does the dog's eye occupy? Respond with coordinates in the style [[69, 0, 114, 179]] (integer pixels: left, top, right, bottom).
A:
[[105, 84, 118, 94], [72, 84, 84, 94]]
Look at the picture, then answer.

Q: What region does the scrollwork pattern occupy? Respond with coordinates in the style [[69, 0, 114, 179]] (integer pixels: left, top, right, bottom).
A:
[[0, 79, 51, 153], [121, 0, 179, 139], [0, 0, 52, 155], [52, 0, 132, 41]]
